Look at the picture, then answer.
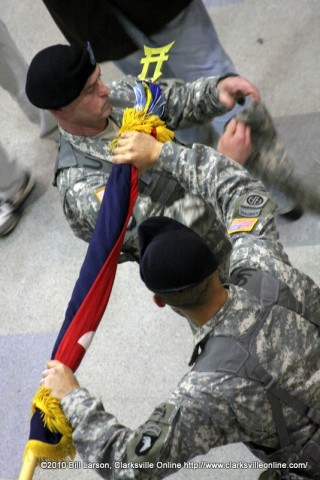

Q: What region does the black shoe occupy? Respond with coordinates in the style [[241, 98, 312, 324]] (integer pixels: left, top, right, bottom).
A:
[[280, 205, 303, 221]]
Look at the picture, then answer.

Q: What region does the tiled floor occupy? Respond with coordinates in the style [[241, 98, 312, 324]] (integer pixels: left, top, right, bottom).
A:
[[1, 1, 319, 479]]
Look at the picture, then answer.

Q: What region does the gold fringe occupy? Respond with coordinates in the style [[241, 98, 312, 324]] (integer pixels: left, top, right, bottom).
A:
[[31, 386, 73, 436], [23, 436, 76, 464], [24, 385, 76, 462], [109, 108, 174, 152]]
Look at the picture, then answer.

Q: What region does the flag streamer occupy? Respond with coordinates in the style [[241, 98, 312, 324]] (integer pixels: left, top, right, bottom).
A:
[[109, 80, 174, 152]]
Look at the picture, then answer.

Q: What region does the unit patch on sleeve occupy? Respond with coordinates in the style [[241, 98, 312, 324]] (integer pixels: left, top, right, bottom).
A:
[[135, 425, 162, 456], [126, 402, 180, 464], [227, 189, 277, 236], [242, 192, 269, 209]]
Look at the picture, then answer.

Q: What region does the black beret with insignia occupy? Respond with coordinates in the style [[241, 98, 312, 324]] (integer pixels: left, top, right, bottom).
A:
[[26, 41, 96, 109], [138, 217, 219, 293]]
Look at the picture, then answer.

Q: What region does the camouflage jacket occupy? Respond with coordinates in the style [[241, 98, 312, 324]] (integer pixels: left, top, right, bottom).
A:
[[56, 75, 231, 271], [62, 151, 320, 479]]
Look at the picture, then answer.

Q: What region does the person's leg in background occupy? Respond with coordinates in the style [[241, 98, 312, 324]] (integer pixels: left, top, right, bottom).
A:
[[0, 143, 35, 236], [114, 0, 300, 217], [0, 20, 57, 236], [115, 0, 237, 146], [0, 19, 58, 139]]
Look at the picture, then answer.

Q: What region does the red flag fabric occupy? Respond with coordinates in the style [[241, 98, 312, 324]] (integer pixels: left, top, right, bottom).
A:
[[23, 164, 138, 462], [52, 164, 138, 371]]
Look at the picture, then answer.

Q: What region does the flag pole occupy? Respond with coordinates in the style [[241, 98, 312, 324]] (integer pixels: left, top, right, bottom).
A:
[[18, 451, 37, 480]]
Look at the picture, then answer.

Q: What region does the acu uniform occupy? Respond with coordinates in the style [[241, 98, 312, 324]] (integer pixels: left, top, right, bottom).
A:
[[54, 75, 234, 270], [54, 74, 320, 269], [61, 150, 320, 479]]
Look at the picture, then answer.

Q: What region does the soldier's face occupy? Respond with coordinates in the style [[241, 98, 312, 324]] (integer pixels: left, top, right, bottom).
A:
[[63, 66, 112, 127]]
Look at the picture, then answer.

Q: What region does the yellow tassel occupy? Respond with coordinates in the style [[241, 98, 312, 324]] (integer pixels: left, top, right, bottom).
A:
[[110, 109, 174, 152], [31, 386, 73, 436], [23, 385, 76, 463], [23, 435, 76, 464]]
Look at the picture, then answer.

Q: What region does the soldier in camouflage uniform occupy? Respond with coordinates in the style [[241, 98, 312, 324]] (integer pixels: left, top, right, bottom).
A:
[[25, 42, 263, 280], [43, 147, 320, 479], [53, 72, 242, 263]]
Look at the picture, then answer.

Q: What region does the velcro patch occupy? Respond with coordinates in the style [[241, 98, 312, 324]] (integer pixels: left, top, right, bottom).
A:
[[228, 217, 258, 234]]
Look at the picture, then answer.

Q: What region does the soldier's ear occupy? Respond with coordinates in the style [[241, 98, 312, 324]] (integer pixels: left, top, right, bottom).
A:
[[153, 294, 166, 308]]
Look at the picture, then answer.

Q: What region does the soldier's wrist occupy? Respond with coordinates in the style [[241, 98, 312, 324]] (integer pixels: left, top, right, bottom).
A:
[[216, 72, 239, 87]]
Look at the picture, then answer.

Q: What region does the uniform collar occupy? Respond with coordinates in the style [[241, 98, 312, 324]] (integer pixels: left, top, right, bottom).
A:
[[58, 121, 117, 160], [189, 284, 235, 366]]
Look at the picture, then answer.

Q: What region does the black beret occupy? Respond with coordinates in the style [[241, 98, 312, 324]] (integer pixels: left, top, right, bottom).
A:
[[138, 217, 219, 293], [26, 42, 96, 109]]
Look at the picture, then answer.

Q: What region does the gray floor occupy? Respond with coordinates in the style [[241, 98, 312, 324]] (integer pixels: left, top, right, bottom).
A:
[[1, 1, 320, 479]]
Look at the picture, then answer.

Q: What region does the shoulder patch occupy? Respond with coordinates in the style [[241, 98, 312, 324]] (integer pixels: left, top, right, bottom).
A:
[[135, 425, 162, 456], [227, 217, 258, 234], [239, 206, 261, 217], [228, 190, 276, 236], [242, 192, 269, 209], [126, 402, 180, 464]]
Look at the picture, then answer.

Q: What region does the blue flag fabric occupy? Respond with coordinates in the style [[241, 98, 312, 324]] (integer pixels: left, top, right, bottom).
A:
[[52, 164, 138, 370], [24, 164, 138, 462]]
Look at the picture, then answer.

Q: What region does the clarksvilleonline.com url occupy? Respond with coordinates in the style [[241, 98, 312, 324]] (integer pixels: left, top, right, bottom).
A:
[[40, 460, 308, 470]]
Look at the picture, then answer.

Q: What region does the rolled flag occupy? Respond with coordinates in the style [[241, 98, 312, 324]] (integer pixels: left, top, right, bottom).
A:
[[19, 164, 138, 474], [19, 48, 174, 477]]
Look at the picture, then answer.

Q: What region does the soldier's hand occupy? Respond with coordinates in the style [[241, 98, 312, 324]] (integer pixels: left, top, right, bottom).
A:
[[216, 75, 261, 110], [41, 360, 80, 400], [217, 119, 252, 165], [113, 131, 163, 172]]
